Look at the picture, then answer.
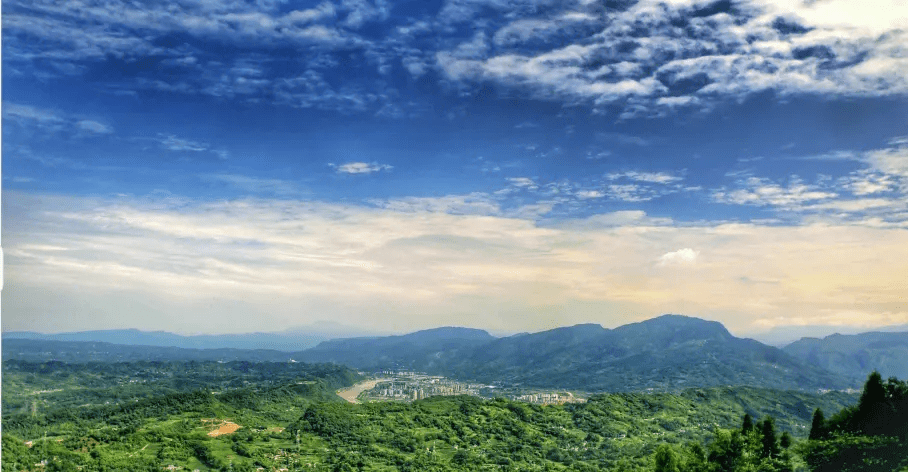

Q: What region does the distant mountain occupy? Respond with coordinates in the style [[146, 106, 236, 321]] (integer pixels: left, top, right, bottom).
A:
[[782, 331, 908, 381], [1, 338, 297, 363], [6, 316, 875, 392], [439, 315, 849, 391], [302, 314, 852, 391], [297, 327, 495, 371], [749, 323, 908, 346], [2, 322, 385, 351]]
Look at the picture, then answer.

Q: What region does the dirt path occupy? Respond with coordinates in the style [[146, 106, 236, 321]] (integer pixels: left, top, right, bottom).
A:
[[337, 379, 388, 404]]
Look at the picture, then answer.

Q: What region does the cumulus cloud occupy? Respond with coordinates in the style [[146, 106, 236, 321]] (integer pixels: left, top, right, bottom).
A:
[[658, 248, 699, 266], [435, 0, 908, 113], [6, 0, 906, 116], [334, 161, 393, 174], [865, 143, 908, 179]]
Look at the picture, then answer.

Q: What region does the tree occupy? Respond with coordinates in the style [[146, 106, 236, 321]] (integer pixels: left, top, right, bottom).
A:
[[653, 444, 680, 472], [859, 371, 886, 410], [741, 413, 754, 433], [856, 371, 890, 435], [779, 431, 792, 449], [759, 416, 779, 459], [708, 429, 743, 471], [809, 408, 825, 440]]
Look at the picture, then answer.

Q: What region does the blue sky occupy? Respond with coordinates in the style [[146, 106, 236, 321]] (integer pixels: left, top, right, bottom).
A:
[[3, 0, 907, 336]]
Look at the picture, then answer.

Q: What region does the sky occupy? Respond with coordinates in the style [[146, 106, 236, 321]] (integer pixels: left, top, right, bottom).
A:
[[2, 0, 907, 337]]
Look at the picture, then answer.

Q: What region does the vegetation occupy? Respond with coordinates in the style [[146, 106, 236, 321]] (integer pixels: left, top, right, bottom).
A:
[[650, 372, 908, 472], [802, 372, 908, 472], [2, 359, 861, 471], [300, 316, 852, 391]]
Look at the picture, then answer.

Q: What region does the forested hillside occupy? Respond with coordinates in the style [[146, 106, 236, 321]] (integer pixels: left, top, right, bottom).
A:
[[652, 372, 908, 472], [301, 315, 852, 391], [2, 359, 858, 471]]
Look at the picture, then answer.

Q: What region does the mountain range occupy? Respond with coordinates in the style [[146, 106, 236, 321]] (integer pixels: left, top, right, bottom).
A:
[[297, 315, 850, 391], [2, 321, 384, 351], [782, 331, 908, 381], [6, 315, 906, 392]]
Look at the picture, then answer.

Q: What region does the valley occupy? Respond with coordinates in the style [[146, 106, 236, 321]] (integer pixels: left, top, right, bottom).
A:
[[3, 315, 907, 471]]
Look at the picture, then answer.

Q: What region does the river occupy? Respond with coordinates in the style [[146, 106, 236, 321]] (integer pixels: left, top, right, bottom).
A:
[[337, 378, 389, 404]]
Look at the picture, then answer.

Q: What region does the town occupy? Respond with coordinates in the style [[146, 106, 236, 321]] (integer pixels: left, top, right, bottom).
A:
[[361, 371, 585, 405]]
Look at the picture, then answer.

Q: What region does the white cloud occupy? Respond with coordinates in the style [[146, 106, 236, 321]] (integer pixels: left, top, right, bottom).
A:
[[658, 248, 699, 266], [607, 171, 683, 184], [373, 193, 500, 215], [840, 171, 896, 195], [710, 139, 908, 223], [5, 191, 906, 334], [865, 145, 908, 179], [804, 198, 902, 213], [334, 161, 393, 174], [713, 177, 837, 207], [434, 0, 908, 112], [4, 103, 115, 136], [492, 13, 596, 47], [506, 177, 538, 189], [3, 103, 65, 124], [159, 134, 210, 152], [575, 190, 604, 199], [76, 120, 113, 134]]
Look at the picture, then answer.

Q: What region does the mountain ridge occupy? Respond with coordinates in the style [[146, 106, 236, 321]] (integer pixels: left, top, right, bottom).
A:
[[782, 330, 908, 381], [298, 314, 853, 391], [11, 315, 904, 393]]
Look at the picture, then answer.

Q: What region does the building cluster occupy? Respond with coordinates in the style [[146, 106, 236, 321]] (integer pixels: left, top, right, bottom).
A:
[[365, 371, 587, 405], [367, 372, 482, 401], [511, 391, 585, 405]]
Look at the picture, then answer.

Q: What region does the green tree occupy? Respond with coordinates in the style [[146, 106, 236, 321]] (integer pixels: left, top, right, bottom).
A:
[[760, 416, 780, 459], [741, 413, 754, 433], [808, 408, 825, 440], [779, 431, 792, 449], [654, 444, 680, 472], [856, 371, 890, 435]]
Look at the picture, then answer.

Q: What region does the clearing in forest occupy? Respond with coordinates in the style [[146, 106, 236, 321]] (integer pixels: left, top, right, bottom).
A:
[[203, 419, 241, 437]]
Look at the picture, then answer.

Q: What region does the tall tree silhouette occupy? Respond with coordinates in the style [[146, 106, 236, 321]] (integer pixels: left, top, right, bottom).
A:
[[760, 416, 779, 459], [741, 413, 754, 433], [809, 408, 825, 440]]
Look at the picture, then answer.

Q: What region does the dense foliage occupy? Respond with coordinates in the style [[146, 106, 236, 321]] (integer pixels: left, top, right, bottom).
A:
[[2, 359, 858, 471], [802, 372, 908, 472], [651, 372, 908, 472]]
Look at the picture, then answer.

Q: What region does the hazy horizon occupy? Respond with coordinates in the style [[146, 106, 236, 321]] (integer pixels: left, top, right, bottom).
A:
[[6, 315, 908, 349], [3, 0, 907, 337]]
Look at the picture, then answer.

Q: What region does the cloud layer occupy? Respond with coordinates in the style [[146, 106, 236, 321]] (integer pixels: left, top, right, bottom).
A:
[[5, 190, 906, 334], [4, 0, 907, 116]]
